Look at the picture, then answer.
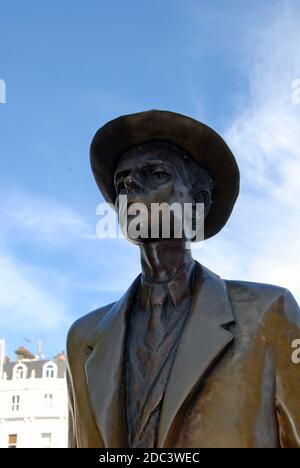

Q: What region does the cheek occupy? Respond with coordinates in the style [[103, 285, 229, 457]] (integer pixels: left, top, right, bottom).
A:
[[173, 185, 194, 204], [145, 182, 193, 204], [145, 182, 175, 202]]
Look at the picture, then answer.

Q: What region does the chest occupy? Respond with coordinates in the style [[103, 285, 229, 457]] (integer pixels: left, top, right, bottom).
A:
[[174, 345, 279, 448]]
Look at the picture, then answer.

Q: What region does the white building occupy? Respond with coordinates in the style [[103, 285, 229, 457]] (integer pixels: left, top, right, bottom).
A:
[[0, 340, 68, 448]]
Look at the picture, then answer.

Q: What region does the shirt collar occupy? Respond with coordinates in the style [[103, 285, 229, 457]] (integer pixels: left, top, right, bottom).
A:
[[140, 260, 195, 310]]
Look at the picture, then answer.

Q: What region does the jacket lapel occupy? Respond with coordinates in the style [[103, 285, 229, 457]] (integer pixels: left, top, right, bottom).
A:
[[85, 276, 140, 448], [157, 263, 235, 447]]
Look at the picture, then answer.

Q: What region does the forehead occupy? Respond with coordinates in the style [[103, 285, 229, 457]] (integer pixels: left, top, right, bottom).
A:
[[116, 144, 186, 174]]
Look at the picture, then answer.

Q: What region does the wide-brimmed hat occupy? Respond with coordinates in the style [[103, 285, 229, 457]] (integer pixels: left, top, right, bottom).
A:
[[90, 109, 239, 239]]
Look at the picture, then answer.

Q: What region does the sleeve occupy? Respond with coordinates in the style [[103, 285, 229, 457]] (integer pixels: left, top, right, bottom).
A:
[[274, 290, 300, 448], [66, 367, 77, 448]]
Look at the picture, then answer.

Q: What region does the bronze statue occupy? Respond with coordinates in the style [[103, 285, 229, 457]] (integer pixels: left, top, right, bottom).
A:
[[67, 110, 300, 448]]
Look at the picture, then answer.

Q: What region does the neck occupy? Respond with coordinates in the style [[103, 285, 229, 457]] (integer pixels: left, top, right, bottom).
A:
[[139, 239, 193, 283]]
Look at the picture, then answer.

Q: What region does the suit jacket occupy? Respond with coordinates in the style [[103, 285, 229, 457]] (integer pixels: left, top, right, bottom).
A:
[[66, 263, 300, 448]]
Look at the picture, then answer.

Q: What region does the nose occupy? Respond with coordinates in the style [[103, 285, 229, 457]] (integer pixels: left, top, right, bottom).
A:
[[123, 174, 143, 193]]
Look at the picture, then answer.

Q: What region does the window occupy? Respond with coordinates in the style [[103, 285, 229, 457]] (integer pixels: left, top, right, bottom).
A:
[[46, 366, 54, 378], [16, 366, 24, 379], [41, 433, 51, 448], [12, 395, 20, 412], [8, 434, 17, 448], [44, 393, 53, 409], [13, 363, 27, 380], [43, 362, 57, 379]]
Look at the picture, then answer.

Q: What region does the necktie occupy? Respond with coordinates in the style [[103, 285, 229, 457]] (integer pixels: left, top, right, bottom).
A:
[[133, 282, 169, 446], [145, 283, 168, 351]]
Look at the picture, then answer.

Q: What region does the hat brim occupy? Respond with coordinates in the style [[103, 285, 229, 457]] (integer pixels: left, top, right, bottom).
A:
[[90, 109, 240, 240]]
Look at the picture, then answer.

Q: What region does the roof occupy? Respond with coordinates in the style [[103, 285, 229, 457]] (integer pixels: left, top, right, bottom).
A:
[[3, 359, 66, 380]]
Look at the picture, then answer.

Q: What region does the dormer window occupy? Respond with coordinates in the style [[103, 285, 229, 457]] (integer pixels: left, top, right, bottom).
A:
[[43, 362, 57, 379], [13, 363, 27, 380]]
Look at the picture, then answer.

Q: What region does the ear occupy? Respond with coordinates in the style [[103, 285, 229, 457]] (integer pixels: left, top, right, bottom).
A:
[[193, 189, 212, 218]]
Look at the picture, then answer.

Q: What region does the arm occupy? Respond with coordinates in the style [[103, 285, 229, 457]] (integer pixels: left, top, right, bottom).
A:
[[274, 290, 300, 447], [65, 308, 110, 448], [66, 368, 77, 448]]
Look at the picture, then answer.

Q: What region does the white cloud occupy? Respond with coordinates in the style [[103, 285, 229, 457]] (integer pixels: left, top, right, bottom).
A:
[[0, 251, 69, 332], [0, 190, 96, 248], [193, 3, 300, 302], [0, 189, 141, 340], [0, 192, 97, 336]]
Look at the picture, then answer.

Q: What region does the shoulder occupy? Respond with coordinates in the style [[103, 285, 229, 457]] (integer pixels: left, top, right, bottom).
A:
[[66, 303, 115, 359], [225, 279, 288, 302], [225, 279, 300, 326]]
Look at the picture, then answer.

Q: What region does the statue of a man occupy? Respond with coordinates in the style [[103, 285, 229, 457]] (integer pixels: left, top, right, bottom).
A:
[[67, 110, 300, 448]]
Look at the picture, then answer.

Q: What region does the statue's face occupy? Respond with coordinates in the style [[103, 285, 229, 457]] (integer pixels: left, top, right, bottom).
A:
[[114, 144, 199, 243]]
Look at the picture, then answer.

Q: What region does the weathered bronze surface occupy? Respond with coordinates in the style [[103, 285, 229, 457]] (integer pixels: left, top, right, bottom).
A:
[[67, 110, 300, 448]]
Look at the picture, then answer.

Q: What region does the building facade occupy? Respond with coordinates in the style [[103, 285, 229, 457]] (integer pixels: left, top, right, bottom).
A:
[[0, 341, 68, 448]]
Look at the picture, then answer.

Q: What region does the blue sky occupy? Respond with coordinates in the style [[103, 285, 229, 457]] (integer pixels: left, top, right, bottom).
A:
[[1, 0, 300, 358]]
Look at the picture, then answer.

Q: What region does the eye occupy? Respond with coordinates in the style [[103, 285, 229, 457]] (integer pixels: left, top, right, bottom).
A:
[[142, 166, 171, 182], [153, 171, 169, 180]]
